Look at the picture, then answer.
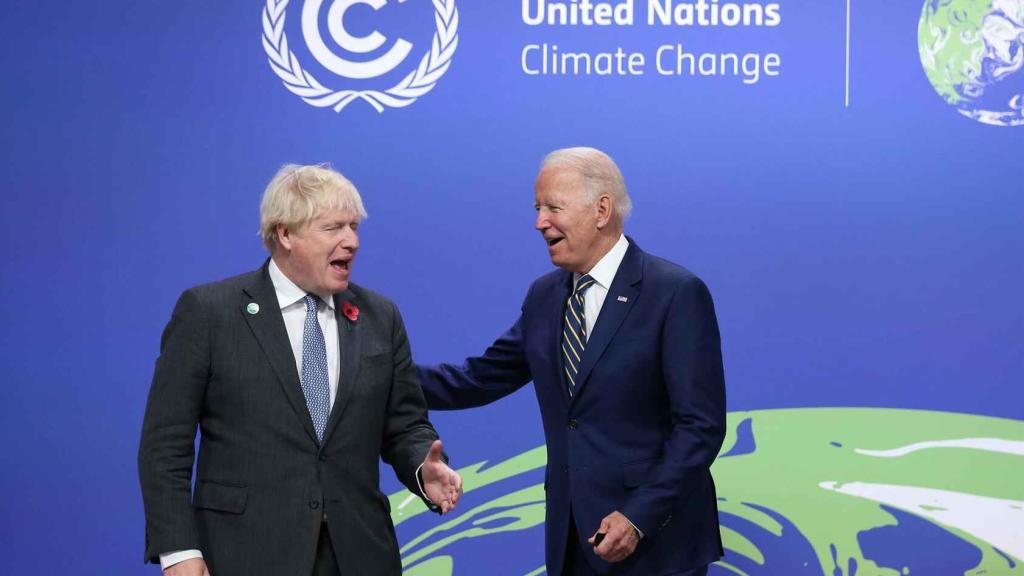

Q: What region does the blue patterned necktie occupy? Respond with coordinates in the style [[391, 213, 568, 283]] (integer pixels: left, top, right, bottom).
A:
[[563, 274, 596, 397], [301, 294, 331, 442]]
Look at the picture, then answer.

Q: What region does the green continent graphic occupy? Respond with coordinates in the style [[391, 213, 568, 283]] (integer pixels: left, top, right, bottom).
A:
[[918, 0, 1024, 126], [715, 409, 1023, 575], [390, 409, 1024, 575]]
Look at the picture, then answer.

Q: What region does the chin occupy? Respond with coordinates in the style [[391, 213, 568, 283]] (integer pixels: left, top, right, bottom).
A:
[[321, 279, 348, 294], [549, 254, 571, 268]]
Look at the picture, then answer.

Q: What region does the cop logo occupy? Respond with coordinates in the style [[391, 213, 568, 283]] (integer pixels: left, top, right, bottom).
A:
[[262, 0, 458, 113]]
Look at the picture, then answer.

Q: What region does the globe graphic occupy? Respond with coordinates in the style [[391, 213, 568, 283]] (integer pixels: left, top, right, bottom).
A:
[[918, 0, 1024, 126]]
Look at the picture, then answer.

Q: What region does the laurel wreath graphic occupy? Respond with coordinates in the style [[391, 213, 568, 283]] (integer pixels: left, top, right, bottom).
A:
[[262, 0, 458, 113]]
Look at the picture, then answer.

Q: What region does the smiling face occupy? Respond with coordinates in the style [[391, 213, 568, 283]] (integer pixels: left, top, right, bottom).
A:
[[275, 208, 359, 296], [534, 166, 613, 274]]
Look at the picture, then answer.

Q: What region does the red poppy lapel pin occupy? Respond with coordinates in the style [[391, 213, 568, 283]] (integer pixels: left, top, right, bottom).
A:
[[342, 301, 359, 322]]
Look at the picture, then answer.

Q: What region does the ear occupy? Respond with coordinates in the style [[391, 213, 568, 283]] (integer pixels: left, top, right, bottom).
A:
[[276, 223, 293, 250], [595, 195, 614, 229]]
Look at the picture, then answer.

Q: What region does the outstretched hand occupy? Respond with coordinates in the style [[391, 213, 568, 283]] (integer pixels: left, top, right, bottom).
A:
[[421, 439, 463, 514]]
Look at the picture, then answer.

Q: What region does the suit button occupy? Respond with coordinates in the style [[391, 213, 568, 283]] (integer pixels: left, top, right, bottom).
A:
[[569, 419, 578, 430], [309, 500, 320, 510], [563, 466, 569, 473], [319, 454, 327, 461]]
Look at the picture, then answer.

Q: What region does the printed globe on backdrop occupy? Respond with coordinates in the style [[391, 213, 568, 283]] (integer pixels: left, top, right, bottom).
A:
[[388, 409, 1024, 575], [918, 0, 1024, 126]]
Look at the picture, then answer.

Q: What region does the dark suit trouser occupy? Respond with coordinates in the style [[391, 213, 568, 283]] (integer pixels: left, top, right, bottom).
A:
[[313, 523, 340, 576], [563, 510, 709, 576]]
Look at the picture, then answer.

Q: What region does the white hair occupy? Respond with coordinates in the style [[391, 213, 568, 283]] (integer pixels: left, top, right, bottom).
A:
[[540, 147, 632, 222]]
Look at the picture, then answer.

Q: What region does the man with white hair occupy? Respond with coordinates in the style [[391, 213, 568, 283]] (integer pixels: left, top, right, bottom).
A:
[[139, 164, 462, 576], [418, 147, 726, 575]]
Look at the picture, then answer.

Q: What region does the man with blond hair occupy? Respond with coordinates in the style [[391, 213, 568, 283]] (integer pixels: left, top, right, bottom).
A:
[[418, 147, 726, 575], [140, 164, 462, 576]]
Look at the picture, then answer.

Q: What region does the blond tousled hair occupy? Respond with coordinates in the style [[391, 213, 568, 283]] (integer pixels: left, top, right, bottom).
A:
[[259, 164, 368, 251]]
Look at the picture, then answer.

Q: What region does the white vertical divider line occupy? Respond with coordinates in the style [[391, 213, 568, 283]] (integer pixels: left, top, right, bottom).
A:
[[845, 0, 851, 107]]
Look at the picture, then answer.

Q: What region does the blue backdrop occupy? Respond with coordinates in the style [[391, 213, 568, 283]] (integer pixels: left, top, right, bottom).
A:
[[1, 1, 1021, 574]]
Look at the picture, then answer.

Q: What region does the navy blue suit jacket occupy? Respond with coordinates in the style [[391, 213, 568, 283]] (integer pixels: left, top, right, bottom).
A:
[[418, 240, 726, 575]]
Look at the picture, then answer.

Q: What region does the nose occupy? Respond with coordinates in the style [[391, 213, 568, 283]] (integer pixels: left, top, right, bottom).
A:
[[341, 227, 359, 252], [535, 210, 549, 231]]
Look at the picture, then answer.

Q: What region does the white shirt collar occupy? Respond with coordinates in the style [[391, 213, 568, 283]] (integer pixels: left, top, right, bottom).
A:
[[268, 258, 335, 310], [577, 234, 629, 289]]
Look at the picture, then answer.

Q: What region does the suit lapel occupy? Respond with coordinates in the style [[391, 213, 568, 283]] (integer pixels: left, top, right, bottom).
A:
[[321, 290, 361, 447], [571, 242, 644, 401], [241, 264, 319, 444]]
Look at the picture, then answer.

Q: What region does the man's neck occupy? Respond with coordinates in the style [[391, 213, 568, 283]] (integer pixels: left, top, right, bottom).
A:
[[579, 230, 623, 274]]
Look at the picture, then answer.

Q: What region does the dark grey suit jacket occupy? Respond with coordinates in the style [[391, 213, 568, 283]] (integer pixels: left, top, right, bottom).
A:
[[139, 262, 438, 575]]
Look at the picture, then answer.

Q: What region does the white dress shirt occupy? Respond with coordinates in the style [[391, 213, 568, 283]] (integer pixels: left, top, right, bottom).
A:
[[269, 259, 341, 408], [576, 234, 629, 340]]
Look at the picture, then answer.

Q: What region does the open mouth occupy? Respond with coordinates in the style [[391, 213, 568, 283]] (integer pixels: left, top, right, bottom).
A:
[[330, 259, 351, 271], [546, 237, 564, 247]]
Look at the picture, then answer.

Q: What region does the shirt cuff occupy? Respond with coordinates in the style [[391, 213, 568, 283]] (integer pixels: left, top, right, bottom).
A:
[[415, 462, 446, 514], [159, 550, 203, 570], [624, 516, 644, 539], [415, 462, 432, 503]]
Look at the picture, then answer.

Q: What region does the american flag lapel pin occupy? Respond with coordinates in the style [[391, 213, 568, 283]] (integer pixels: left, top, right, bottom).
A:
[[617, 296, 628, 303]]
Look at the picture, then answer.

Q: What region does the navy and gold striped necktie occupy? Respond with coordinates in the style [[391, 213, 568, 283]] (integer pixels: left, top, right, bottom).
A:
[[563, 274, 596, 397]]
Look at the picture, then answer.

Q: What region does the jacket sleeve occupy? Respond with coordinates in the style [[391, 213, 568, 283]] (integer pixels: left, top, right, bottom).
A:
[[416, 310, 534, 410], [138, 289, 209, 563], [619, 276, 727, 536], [380, 301, 442, 498]]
